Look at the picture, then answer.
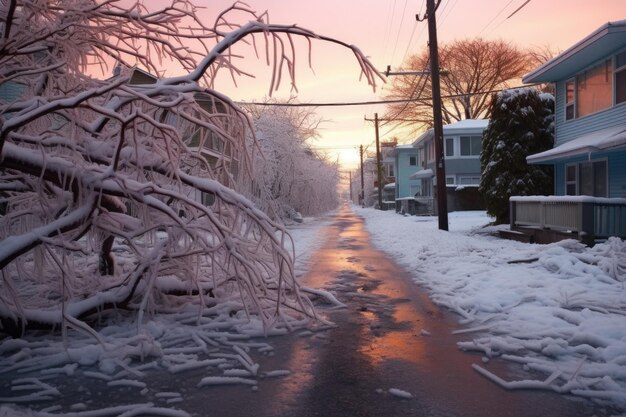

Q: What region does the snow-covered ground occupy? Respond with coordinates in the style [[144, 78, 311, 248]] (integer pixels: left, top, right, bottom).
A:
[[354, 206, 626, 410], [2, 206, 625, 415]]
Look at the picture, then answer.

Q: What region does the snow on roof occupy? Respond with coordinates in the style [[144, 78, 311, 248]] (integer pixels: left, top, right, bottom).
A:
[[409, 168, 433, 179], [443, 119, 489, 130], [383, 182, 396, 190], [527, 125, 626, 163]]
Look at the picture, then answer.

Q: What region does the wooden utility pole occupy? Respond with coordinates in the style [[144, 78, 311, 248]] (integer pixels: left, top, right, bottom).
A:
[[365, 113, 384, 210], [349, 171, 353, 203], [426, 0, 448, 231], [359, 144, 365, 206]]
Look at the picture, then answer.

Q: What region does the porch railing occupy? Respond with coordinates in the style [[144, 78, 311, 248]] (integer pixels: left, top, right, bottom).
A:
[[395, 197, 434, 215], [510, 196, 626, 241]]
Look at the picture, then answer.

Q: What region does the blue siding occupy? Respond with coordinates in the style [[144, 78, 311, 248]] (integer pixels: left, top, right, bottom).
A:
[[445, 159, 480, 175], [395, 148, 421, 198]]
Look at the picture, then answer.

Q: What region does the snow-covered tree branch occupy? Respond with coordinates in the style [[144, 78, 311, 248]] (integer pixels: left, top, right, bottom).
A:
[[0, 0, 380, 336]]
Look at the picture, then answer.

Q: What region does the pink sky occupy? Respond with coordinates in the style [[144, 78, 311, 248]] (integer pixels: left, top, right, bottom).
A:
[[204, 0, 625, 169]]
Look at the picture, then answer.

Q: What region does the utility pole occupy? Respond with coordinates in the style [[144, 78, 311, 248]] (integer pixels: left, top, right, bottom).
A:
[[359, 144, 365, 207], [349, 171, 353, 203], [364, 113, 384, 210], [382, 0, 448, 230], [426, 0, 448, 231]]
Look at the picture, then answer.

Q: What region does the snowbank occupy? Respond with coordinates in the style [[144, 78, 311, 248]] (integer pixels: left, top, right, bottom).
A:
[[355, 206, 626, 410]]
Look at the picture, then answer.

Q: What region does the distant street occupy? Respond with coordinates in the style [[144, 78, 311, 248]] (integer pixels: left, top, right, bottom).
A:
[[180, 204, 609, 417]]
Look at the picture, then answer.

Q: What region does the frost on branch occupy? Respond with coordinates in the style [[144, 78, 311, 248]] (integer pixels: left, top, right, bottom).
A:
[[0, 1, 380, 335]]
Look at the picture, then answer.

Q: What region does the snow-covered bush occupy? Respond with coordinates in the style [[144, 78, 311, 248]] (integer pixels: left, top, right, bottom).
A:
[[0, 0, 380, 336], [479, 88, 554, 223]]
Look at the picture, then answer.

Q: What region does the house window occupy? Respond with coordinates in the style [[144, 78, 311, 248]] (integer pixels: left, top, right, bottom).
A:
[[409, 155, 417, 166], [565, 160, 607, 197], [386, 163, 395, 177], [460, 136, 481, 156], [428, 142, 435, 161], [445, 138, 454, 157], [458, 176, 481, 185], [576, 59, 613, 118], [616, 50, 626, 104], [565, 164, 577, 195], [445, 175, 455, 185], [565, 78, 575, 120], [202, 191, 216, 206]]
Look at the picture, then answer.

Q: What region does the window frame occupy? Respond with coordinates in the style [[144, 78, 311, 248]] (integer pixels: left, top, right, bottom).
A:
[[565, 159, 608, 197], [563, 50, 626, 121], [445, 137, 455, 157], [458, 175, 481, 186], [565, 78, 576, 121], [615, 49, 626, 105], [565, 163, 578, 195], [409, 155, 417, 166], [459, 135, 482, 157]]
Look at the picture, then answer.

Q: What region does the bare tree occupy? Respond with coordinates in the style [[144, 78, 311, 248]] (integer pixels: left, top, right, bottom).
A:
[[0, 0, 380, 335], [384, 39, 532, 134]]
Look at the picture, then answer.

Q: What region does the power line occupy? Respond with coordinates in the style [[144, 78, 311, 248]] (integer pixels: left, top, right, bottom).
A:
[[439, 0, 460, 27], [506, 0, 531, 19], [390, 0, 410, 67], [237, 83, 540, 107], [477, 0, 515, 37], [382, 0, 396, 62], [384, 0, 399, 65]]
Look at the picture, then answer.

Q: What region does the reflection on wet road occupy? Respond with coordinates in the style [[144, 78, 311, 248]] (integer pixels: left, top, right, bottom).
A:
[[262, 204, 608, 417], [128, 204, 611, 417]]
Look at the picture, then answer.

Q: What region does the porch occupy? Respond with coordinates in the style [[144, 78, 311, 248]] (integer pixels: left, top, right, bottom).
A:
[[509, 196, 626, 244]]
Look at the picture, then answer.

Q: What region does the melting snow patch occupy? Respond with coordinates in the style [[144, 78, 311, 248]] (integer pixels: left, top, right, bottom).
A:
[[389, 388, 413, 399]]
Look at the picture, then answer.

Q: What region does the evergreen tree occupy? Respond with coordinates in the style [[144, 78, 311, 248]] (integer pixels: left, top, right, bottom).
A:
[[479, 88, 555, 224]]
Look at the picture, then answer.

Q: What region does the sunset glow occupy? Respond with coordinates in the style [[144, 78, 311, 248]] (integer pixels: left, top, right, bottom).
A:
[[206, 0, 625, 169]]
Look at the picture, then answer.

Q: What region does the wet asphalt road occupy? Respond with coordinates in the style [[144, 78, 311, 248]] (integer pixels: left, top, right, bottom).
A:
[[181, 204, 612, 417], [17, 204, 616, 416]]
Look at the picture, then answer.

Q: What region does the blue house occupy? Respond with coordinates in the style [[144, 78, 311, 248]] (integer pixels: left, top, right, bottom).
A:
[[510, 20, 626, 243], [395, 119, 489, 215], [393, 144, 421, 197]]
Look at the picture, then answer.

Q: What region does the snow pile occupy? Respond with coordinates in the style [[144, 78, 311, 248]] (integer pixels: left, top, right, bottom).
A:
[[355, 207, 626, 409]]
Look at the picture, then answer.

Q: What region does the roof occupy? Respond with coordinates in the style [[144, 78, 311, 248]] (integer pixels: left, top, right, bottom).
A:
[[411, 119, 489, 147], [523, 20, 626, 83], [409, 168, 433, 179], [442, 119, 489, 131], [527, 125, 626, 164]]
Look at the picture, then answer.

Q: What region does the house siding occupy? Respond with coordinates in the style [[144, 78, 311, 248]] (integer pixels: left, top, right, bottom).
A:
[[444, 158, 480, 175], [395, 148, 421, 198]]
